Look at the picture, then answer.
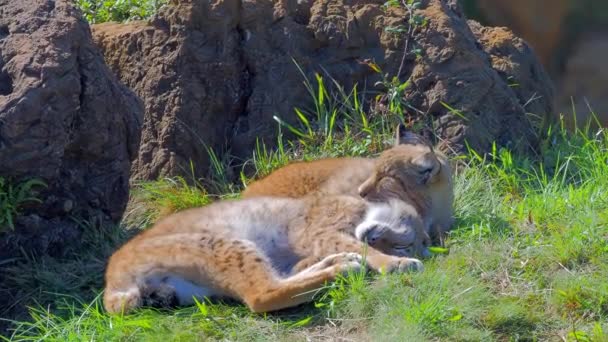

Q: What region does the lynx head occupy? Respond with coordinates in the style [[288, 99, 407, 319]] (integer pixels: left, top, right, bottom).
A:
[[355, 199, 431, 258], [358, 124, 449, 204]]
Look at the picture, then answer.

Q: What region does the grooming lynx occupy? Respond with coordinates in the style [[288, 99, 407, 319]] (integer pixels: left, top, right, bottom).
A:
[[103, 195, 427, 314], [243, 126, 454, 240]]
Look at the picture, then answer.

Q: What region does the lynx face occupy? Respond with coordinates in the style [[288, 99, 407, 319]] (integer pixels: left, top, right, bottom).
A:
[[355, 200, 431, 258], [355, 126, 454, 244], [359, 145, 441, 197], [358, 129, 443, 199]]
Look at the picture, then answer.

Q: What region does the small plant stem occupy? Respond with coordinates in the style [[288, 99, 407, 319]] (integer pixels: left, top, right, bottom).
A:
[[396, 16, 414, 80]]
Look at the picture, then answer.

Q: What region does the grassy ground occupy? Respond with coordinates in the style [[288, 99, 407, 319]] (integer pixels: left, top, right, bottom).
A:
[[2, 91, 608, 340]]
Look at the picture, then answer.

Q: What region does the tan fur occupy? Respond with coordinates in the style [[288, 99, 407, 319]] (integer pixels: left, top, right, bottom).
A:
[[104, 195, 427, 314], [359, 143, 454, 241], [243, 157, 376, 199], [243, 127, 454, 241]]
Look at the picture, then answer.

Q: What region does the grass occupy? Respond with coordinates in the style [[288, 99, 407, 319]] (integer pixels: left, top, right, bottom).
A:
[[76, 0, 168, 24], [2, 117, 608, 340], [2, 64, 608, 340], [0, 178, 46, 233], [122, 175, 213, 229]]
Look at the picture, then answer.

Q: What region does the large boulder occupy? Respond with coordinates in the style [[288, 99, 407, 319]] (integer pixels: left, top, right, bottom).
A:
[[92, 0, 552, 180], [92, 0, 246, 180], [395, 1, 551, 153], [469, 22, 555, 130], [464, 0, 608, 129], [0, 0, 143, 258]]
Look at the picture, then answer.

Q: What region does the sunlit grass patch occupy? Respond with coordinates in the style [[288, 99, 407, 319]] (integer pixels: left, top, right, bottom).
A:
[[4, 56, 608, 340], [4, 125, 608, 341], [123, 176, 212, 229]]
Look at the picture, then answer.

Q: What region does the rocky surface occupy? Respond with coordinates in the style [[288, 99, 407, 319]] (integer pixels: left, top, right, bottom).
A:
[[469, 22, 555, 128], [93, 1, 247, 180], [475, 0, 568, 69], [466, 0, 608, 128], [0, 0, 143, 258], [92, 0, 552, 180], [396, 0, 550, 153]]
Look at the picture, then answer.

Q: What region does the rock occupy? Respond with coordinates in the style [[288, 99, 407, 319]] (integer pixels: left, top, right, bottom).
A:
[[0, 0, 143, 258], [469, 22, 555, 127], [92, 0, 247, 181], [475, 0, 569, 71], [400, 0, 550, 153], [92, 0, 549, 180], [464, 1, 608, 129]]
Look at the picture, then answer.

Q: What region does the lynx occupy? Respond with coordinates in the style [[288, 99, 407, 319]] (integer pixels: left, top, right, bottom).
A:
[[242, 126, 454, 240], [103, 194, 428, 314]]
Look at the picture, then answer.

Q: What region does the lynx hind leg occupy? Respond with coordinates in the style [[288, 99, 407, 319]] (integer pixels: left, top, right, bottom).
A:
[[104, 272, 209, 314], [104, 285, 143, 315], [104, 235, 356, 314], [103, 234, 230, 314]]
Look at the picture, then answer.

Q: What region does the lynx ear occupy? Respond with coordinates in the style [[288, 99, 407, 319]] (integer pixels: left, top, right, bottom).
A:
[[358, 176, 376, 198], [394, 123, 407, 146], [395, 124, 428, 146], [435, 139, 450, 154]]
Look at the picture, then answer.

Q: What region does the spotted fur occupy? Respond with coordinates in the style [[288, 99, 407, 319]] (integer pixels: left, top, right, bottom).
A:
[[103, 195, 426, 314], [243, 126, 454, 241]]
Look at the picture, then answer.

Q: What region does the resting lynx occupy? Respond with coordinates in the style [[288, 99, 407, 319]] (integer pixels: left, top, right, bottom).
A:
[[104, 195, 427, 314], [243, 126, 454, 240]]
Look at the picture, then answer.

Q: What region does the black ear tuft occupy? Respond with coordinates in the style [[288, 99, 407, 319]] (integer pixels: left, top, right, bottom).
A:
[[394, 123, 408, 146], [395, 124, 430, 147]]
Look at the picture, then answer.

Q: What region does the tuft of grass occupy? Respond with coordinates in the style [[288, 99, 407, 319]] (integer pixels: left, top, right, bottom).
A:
[[203, 146, 239, 195], [124, 158, 241, 229], [240, 134, 291, 185], [0, 178, 46, 233], [75, 0, 168, 24], [245, 61, 417, 186], [124, 176, 212, 229]]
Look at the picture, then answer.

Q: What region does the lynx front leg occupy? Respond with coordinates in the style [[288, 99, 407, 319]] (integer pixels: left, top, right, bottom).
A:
[[304, 233, 424, 274], [364, 251, 423, 273], [202, 243, 362, 313], [290, 252, 362, 275], [244, 253, 363, 313]]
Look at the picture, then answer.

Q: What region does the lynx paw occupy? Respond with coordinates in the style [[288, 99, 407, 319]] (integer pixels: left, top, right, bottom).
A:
[[104, 287, 142, 314], [320, 252, 363, 268], [384, 257, 423, 273], [330, 252, 364, 274]]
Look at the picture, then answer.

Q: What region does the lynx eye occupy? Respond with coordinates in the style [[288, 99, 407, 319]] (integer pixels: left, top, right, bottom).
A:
[[393, 245, 413, 255], [419, 167, 433, 175]]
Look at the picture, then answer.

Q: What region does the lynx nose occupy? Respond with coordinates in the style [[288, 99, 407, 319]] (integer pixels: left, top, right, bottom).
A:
[[363, 226, 383, 245]]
